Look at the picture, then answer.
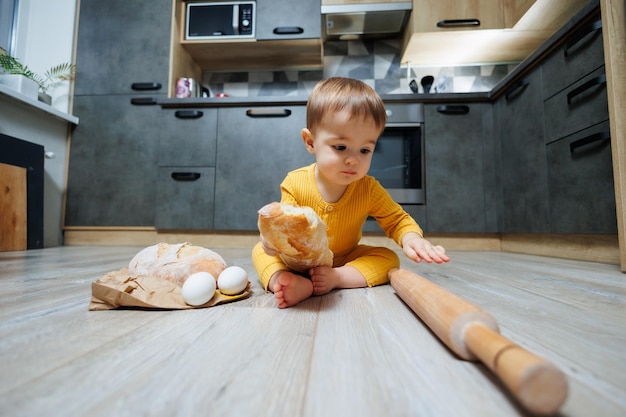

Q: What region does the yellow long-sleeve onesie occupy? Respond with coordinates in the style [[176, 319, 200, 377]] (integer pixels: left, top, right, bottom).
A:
[[252, 163, 424, 289]]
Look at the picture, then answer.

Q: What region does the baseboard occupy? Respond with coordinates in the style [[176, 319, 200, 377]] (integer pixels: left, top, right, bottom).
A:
[[501, 233, 621, 265], [63, 228, 620, 265]]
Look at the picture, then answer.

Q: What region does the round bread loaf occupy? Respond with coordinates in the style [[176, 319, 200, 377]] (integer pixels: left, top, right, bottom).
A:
[[258, 202, 333, 272], [128, 242, 227, 286]]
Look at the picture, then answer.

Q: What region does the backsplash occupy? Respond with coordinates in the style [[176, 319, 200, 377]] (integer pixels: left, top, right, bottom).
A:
[[202, 38, 518, 97]]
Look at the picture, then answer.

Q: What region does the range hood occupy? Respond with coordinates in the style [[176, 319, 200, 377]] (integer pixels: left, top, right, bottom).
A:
[[322, 2, 412, 40]]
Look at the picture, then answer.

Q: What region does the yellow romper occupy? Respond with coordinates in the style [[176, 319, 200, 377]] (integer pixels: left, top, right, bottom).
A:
[[252, 163, 424, 289]]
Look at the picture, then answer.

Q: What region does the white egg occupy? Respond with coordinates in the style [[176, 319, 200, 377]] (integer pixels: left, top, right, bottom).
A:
[[217, 266, 248, 295], [182, 272, 216, 306]]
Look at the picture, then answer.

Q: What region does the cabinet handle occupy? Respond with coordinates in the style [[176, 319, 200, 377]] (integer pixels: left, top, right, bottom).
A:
[[130, 97, 157, 105], [504, 78, 530, 101], [246, 108, 292, 118], [566, 74, 606, 104], [174, 110, 204, 119], [273, 26, 304, 35], [131, 82, 162, 91], [564, 20, 602, 57], [570, 131, 610, 153], [436, 19, 480, 28], [436, 105, 469, 115], [171, 172, 201, 181]]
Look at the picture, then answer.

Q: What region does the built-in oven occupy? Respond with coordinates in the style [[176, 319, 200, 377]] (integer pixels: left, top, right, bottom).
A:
[[368, 103, 425, 205]]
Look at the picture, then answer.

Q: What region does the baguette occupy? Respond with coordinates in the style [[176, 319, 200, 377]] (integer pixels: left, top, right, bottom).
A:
[[258, 202, 333, 272]]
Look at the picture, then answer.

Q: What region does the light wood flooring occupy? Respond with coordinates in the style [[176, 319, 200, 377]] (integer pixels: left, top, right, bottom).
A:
[[0, 246, 624, 417]]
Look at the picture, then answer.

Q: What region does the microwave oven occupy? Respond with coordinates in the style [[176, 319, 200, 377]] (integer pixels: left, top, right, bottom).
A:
[[186, 1, 255, 40]]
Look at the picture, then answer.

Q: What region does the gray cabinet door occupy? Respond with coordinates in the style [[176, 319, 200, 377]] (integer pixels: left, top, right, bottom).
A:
[[159, 108, 218, 167], [65, 95, 161, 226], [546, 122, 616, 234], [496, 69, 550, 233], [74, 0, 171, 96], [542, 15, 604, 100], [155, 167, 216, 230], [424, 103, 494, 233], [256, 0, 321, 40], [543, 66, 609, 143], [214, 106, 315, 230]]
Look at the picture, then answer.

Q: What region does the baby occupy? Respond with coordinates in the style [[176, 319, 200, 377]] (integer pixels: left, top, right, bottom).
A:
[[252, 77, 449, 308]]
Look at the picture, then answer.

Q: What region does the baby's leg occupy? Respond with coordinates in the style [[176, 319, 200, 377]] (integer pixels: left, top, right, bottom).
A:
[[340, 245, 400, 287], [269, 271, 313, 308]]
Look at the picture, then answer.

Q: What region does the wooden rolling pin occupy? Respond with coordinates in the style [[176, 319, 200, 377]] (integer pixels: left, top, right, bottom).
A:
[[389, 268, 568, 415]]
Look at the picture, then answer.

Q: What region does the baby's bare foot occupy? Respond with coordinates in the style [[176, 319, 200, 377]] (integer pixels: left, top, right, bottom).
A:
[[271, 271, 313, 308], [310, 265, 366, 295]]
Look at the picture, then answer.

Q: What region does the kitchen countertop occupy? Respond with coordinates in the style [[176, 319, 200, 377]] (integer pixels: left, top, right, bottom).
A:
[[158, 92, 490, 108]]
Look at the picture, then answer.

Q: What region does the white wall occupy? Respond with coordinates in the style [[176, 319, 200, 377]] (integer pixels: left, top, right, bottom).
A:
[[14, 0, 77, 113]]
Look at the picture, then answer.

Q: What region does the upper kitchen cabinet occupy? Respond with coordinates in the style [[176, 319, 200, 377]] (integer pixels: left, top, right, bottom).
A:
[[172, 0, 322, 78], [256, 0, 321, 40], [408, 0, 506, 33], [401, 0, 591, 67], [74, 0, 172, 96]]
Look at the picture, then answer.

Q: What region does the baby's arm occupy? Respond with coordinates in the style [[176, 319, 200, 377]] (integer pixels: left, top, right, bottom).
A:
[[401, 232, 450, 264]]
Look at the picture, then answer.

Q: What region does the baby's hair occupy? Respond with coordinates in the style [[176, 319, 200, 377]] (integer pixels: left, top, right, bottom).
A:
[[306, 77, 387, 134]]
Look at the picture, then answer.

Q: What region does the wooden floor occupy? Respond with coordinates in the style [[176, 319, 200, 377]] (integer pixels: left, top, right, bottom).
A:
[[0, 246, 624, 417]]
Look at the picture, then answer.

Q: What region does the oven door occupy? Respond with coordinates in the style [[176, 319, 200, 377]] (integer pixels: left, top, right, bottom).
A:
[[368, 123, 425, 205]]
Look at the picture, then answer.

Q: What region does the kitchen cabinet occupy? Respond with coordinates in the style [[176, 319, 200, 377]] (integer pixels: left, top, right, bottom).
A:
[[256, 0, 321, 40], [540, 11, 615, 234], [495, 67, 550, 233], [401, 0, 591, 67], [541, 16, 604, 100], [406, 0, 506, 33], [73, 0, 171, 96], [424, 103, 497, 233], [65, 95, 161, 226], [155, 167, 216, 230], [155, 108, 218, 230], [214, 106, 315, 230], [66, 0, 171, 226], [546, 122, 616, 234]]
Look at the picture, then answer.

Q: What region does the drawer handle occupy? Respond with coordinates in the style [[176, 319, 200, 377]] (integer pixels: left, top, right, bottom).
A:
[[131, 82, 162, 91], [566, 74, 606, 104], [436, 105, 469, 115], [130, 97, 157, 105], [273, 26, 304, 35], [570, 131, 610, 152], [564, 20, 602, 57], [174, 110, 204, 119], [437, 19, 480, 28], [246, 108, 292, 118], [171, 172, 201, 181], [504, 78, 530, 101]]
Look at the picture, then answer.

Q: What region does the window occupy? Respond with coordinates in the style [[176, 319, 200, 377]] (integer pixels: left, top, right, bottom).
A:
[[0, 0, 18, 54]]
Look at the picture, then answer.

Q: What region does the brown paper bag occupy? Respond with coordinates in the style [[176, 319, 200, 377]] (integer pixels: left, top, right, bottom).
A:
[[89, 267, 250, 311]]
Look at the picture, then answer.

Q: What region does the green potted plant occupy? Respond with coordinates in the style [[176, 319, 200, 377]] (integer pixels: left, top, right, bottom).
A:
[[0, 47, 76, 104]]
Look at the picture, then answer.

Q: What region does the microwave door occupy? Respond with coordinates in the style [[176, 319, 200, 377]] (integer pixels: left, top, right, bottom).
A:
[[188, 5, 236, 37]]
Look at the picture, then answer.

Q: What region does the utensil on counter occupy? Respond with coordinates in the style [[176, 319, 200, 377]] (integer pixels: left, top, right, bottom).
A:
[[421, 76, 434, 94], [409, 79, 418, 93]]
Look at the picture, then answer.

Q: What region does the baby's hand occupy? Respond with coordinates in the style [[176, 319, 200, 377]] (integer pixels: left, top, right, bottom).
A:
[[260, 235, 280, 256], [402, 233, 450, 264]]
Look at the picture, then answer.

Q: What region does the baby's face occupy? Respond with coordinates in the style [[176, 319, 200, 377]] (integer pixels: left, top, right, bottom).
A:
[[308, 111, 380, 187]]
